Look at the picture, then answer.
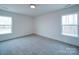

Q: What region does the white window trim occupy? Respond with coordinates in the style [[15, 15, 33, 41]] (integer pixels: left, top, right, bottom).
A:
[[61, 14, 78, 37], [0, 16, 12, 35], [62, 33, 78, 37]]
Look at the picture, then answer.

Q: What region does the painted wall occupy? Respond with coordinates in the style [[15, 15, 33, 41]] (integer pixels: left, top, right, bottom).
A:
[[0, 10, 33, 41], [0, 5, 79, 47], [35, 5, 79, 46]]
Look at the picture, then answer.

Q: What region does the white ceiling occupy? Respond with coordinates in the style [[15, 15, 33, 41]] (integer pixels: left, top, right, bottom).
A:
[[0, 4, 75, 17]]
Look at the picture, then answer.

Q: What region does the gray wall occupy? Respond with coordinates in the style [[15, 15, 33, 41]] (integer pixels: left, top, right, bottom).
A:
[[0, 10, 33, 41], [35, 5, 79, 46]]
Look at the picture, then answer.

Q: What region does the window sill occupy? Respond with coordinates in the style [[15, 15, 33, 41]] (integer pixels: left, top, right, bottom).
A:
[[0, 32, 12, 36], [62, 33, 78, 38]]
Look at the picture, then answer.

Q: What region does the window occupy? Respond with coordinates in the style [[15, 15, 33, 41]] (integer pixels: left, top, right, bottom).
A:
[[62, 14, 78, 37], [0, 16, 12, 34]]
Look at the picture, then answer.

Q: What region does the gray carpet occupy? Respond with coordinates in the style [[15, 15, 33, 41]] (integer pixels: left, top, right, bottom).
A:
[[0, 34, 79, 55]]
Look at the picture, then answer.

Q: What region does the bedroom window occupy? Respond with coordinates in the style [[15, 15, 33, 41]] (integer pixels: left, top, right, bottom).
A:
[[62, 14, 78, 37], [0, 16, 12, 34]]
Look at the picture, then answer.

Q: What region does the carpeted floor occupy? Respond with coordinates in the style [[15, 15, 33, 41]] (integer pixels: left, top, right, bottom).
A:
[[0, 34, 79, 55]]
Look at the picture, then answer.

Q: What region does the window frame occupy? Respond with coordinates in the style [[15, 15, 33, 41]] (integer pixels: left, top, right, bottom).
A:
[[61, 14, 78, 37], [0, 16, 12, 35]]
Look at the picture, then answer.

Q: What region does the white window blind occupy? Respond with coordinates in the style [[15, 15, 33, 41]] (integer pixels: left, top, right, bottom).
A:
[[62, 14, 78, 37], [0, 16, 12, 34]]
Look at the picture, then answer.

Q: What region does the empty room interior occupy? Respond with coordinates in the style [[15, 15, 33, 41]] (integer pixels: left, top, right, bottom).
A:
[[0, 4, 79, 55]]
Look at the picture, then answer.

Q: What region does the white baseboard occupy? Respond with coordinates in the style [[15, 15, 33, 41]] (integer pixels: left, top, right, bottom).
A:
[[0, 33, 33, 42], [36, 33, 79, 47]]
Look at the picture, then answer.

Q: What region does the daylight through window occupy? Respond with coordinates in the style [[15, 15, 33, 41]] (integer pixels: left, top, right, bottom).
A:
[[0, 16, 12, 34], [62, 14, 78, 37]]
